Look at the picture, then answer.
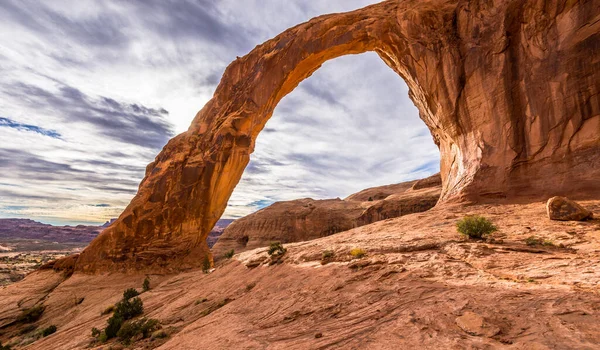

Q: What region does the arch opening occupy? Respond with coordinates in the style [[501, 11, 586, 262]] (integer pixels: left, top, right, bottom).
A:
[[223, 52, 440, 220]]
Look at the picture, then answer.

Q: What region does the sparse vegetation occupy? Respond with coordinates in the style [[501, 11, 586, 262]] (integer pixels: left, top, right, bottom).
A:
[[322, 250, 334, 259], [123, 288, 140, 300], [195, 298, 208, 305], [368, 196, 373, 201], [245, 282, 256, 292], [0, 341, 11, 350], [268, 242, 286, 257], [41, 325, 57, 337], [117, 318, 160, 345], [17, 305, 45, 323], [101, 305, 115, 315], [92, 288, 145, 343], [349, 248, 366, 259], [525, 236, 555, 247], [456, 215, 497, 239], [224, 249, 235, 259], [142, 276, 151, 292], [202, 256, 211, 273]]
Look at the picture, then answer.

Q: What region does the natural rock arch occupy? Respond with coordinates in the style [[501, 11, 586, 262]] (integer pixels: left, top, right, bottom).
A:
[[76, 0, 600, 272]]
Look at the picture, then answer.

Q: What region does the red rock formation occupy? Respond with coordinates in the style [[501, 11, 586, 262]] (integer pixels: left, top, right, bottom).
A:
[[212, 177, 441, 259], [75, 0, 600, 272]]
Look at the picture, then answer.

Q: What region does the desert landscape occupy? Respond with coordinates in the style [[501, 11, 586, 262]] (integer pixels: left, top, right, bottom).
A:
[[0, 0, 599, 349]]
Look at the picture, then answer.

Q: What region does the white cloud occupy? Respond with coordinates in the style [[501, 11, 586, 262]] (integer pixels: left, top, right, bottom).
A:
[[0, 0, 439, 224]]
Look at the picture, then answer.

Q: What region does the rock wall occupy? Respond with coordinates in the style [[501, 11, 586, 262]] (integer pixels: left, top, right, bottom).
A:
[[75, 0, 600, 272]]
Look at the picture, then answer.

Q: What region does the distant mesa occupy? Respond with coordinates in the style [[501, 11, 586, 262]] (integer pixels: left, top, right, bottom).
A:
[[212, 174, 441, 260]]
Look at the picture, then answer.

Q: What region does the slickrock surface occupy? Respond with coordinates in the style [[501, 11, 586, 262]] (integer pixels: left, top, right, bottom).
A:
[[71, 0, 600, 272], [0, 201, 599, 349], [212, 177, 440, 260]]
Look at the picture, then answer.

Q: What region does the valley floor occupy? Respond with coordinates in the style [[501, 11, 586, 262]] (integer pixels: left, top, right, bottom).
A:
[[1, 200, 599, 349]]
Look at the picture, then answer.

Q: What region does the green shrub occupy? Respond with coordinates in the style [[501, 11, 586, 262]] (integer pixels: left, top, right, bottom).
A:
[[142, 276, 151, 292], [368, 197, 373, 201], [104, 296, 143, 340], [349, 248, 366, 259], [104, 314, 124, 339], [101, 305, 114, 315], [268, 242, 286, 257], [117, 318, 160, 344], [456, 215, 497, 239], [41, 325, 57, 337], [224, 249, 235, 259], [123, 288, 140, 300], [17, 305, 45, 323], [91, 327, 101, 338], [525, 236, 555, 247], [202, 256, 211, 273], [19, 324, 37, 335], [322, 250, 335, 259]]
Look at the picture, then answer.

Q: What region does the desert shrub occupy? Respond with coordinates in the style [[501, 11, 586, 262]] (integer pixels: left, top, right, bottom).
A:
[[349, 248, 366, 259], [456, 215, 497, 239], [268, 242, 286, 257], [224, 249, 235, 259], [151, 329, 168, 339], [17, 305, 45, 323], [117, 318, 160, 344], [202, 256, 211, 273], [103, 296, 143, 340], [195, 298, 208, 305], [101, 305, 114, 315], [525, 236, 555, 247], [142, 276, 150, 292], [368, 197, 373, 201], [41, 325, 57, 337], [123, 288, 140, 300], [19, 324, 37, 335], [0, 341, 11, 350], [91, 327, 101, 338], [322, 250, 335, 259]]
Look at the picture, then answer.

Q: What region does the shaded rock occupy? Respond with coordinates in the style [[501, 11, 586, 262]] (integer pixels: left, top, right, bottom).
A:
[[411, 173, 442, 190], [547, 196, 593, 221], [212, 178, 440, 260]]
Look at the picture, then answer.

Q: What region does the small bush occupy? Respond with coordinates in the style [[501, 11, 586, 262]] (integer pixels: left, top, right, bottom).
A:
[[202, 256, 211, 273], [104, 297, 143, 340], [142, 276, 151, 292], [17, 305, 45, 323], [349, 248, 366, 259], [117, 318, 160, 345], [268, 242, 286, 257], [224, 249, 235, 259], [195, 298, 208, 305], [0, 341, 11, 350], [525, 236, 555, 247], [104, 314, 124, 340], [368, 197, 373, 201], [456, 215, 497, 239], [19, 324, 37, 335], [123, 288, 140, 300], [91, 327, 101, 338], [41, 325, 57, 337], [101, 305, 114, 315], [322, 250, 335, 259], [151, 329, 168, 339]]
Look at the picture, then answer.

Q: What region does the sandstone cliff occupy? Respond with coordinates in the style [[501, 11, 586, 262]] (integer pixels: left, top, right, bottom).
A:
[[73, 0, 600, 272], [212, 175, 441, 260]]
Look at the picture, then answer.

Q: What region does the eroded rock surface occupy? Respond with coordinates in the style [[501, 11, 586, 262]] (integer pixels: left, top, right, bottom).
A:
[[74, 0, 600, 272], [212, 177, 440, 260]]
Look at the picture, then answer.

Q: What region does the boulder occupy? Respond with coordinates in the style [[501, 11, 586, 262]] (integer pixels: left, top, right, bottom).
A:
[[546, 197, 593, 221]]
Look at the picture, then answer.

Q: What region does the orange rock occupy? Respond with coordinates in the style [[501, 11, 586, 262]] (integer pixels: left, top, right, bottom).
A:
[[74, 0, 600, 272]]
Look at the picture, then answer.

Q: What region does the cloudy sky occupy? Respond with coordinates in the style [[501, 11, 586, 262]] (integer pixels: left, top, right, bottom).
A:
[[0, 0, 439, 226]]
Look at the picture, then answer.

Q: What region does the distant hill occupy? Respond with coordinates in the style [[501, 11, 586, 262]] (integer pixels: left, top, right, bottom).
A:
[[207, 219, 235, 248]]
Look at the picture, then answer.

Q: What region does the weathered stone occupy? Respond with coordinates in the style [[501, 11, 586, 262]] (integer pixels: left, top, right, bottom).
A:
[[212, 178, 440, 260], [73, 0, 600, 272], [455, 311, 500, 337], [546, 196, 594, 221]]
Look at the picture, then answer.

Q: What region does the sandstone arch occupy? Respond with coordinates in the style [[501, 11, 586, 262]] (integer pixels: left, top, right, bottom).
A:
[[76, 0, 600, 272]]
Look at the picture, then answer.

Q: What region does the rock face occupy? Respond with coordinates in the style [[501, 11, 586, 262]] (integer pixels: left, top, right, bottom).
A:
[[546, 196, 594, 221], [212, 177, 441, 259], [75, 0, 600, 272]]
